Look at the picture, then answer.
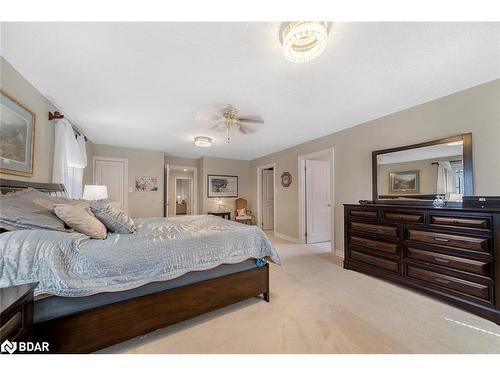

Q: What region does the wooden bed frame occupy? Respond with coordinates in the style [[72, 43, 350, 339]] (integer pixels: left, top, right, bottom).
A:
[[0, 178, 270, 353]]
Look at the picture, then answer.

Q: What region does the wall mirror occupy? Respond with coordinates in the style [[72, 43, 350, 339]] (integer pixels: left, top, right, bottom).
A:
[[372, 133, 473, 204]]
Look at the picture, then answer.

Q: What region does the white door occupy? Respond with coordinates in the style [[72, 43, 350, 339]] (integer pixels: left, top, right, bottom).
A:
[[306, 159, 331, 243], [94, 157, 127, 209], [262, 169, 274, 230]]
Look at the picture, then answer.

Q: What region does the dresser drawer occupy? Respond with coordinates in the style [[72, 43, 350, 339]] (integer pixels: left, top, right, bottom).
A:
[[407, 265, 491, 301], [384, 212, 423, 223], [350, 210, 377, 218], [430, 215, 490, 230], [351, 222, 398, 237], [407, 247, 489, 276], [351, 236, 399, 255], [407, 229, 489, 252], [351, 250, 399, 273], [0, 310, 23, 341]]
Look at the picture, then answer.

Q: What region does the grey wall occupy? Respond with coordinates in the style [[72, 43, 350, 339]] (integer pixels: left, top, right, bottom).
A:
[[377, 156, 461, 196], [200, 156, 250, 219], [250, 79, 500, 252], [90, 144, 165, 217], [0, 56, 57, 182]]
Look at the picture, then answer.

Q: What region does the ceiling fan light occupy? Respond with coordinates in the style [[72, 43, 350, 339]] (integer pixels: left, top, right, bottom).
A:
[[282, 21, 328, 63], [194, 136, 213, 147]]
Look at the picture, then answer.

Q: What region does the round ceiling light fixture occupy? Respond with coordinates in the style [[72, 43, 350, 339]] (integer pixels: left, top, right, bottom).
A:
[[194, 136, 213, 147], [282, 21, 328, 63]]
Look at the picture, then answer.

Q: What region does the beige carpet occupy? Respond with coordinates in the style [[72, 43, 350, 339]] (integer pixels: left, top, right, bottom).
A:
[[99, 234, 500, 354]]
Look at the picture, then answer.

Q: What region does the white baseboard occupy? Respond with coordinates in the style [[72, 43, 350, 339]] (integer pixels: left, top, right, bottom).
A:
[[273, 232, 301, 243]]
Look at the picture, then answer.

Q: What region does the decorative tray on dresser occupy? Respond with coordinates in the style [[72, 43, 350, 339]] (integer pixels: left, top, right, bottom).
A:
[[344, 203, 500, 324]]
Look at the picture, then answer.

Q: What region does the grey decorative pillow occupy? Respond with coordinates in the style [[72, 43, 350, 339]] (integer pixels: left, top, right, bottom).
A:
[[89, 199, 136, 234], [0, 188, 67, 231]]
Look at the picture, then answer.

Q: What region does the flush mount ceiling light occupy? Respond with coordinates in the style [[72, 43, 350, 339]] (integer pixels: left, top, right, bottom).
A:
[[282, 21, 329, 63], [194, 136, 213, 147]]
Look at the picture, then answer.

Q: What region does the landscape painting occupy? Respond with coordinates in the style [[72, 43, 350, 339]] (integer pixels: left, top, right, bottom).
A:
[[0, 91, 35, 176], [389, 171, 420, 194], [207, 175, 238, 198]]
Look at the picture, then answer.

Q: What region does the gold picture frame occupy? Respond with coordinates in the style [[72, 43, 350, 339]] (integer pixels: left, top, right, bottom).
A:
[[0, 90, 36, 177], [280, 172, 292, 187]]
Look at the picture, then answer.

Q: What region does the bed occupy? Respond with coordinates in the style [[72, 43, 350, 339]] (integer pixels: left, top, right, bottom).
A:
[[0, 178, 280, 353]]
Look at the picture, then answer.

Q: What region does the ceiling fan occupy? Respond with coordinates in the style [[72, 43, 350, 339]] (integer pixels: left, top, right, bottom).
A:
[[195, 104, 264, 143]]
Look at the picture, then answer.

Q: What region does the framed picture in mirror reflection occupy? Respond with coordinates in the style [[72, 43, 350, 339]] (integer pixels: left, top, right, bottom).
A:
[[389, 170, 420, 194]]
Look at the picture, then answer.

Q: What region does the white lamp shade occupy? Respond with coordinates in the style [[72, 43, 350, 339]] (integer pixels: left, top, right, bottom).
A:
[[83, 185, 108, 200]]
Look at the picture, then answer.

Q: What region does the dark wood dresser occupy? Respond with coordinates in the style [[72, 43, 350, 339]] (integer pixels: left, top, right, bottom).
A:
[[1, 283, 37, 345], [344, 204, 500, 324]]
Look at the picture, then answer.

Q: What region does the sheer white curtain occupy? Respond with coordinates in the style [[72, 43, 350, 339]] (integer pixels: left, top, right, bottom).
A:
[[436, 161, 456, 197], [52, 119, 87, 198]]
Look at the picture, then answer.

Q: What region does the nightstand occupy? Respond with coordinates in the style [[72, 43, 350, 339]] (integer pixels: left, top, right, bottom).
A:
[[1, 283, 37, 345], [208, 211, 231, 220]]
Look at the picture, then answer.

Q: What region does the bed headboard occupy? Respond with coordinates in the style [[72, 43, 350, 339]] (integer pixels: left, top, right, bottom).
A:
[[0, 178, 67, 197]]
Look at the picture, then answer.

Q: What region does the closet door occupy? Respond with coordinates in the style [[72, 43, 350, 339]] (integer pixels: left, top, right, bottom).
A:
[[94, 157, 128, 209]]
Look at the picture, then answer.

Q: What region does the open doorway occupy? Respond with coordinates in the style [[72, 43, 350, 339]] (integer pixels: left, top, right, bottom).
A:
[[298, 148, 334, 248], [256, 163, 276, 232], [175, 178, 192, 215], [165, 165, 198, 217]]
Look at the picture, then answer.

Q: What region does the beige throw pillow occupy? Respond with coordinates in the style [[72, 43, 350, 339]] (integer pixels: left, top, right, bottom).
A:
[[54, 203, 107, 240]]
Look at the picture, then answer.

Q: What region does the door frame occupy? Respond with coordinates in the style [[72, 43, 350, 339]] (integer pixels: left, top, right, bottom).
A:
[[174, 177, 194, 215], [256, 162, 276, 233], [298, 148, 335, 248], [166, 164, 198, 216], [92, 156, 128, 210]]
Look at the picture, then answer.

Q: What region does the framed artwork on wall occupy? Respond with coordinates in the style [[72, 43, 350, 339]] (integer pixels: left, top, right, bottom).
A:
[[207, 175, 238, 198], [0, 90, 36, 177], [389, 170, 420, 194], [280, 172, 292, 187], [135, 176, 159, 191]]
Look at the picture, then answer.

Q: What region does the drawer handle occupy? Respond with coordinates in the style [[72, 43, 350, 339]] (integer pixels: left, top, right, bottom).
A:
[[434, 257, 450, 264], [434, 237, 449, 242], [434, 277, 451, 285]]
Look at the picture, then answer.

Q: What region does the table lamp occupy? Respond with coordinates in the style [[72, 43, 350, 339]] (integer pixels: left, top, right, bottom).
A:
[[83, 185, 108, 200]]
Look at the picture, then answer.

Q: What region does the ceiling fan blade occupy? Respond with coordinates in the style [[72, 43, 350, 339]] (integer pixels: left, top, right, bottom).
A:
[[238, 115, 264, 123], [210, 121, 227, 131], [239, 124, 258, 134], [195, 114, 222, 122]]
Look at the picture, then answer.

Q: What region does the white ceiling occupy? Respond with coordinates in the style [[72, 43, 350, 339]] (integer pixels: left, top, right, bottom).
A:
[[1, 22, 499, 160]]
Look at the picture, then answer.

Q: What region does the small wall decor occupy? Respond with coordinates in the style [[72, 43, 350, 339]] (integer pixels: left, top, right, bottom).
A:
[[207, 175, 238, 198], [280, 172, 292, 187], [389, 170, 420, 194], [135, 176, 159, 192], [0, 90, 36, 177]]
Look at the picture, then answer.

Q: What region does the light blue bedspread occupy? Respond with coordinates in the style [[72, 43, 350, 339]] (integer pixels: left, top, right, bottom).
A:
[[0, 215, 280, 297]]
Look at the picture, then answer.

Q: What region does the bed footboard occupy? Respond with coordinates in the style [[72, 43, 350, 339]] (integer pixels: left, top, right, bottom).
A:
[[35, 264, 269, 353]]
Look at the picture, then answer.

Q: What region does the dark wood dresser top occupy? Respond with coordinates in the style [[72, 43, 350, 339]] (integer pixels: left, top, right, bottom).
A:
[[1, 283, 37, 319], [344, 203, 500, 213]]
